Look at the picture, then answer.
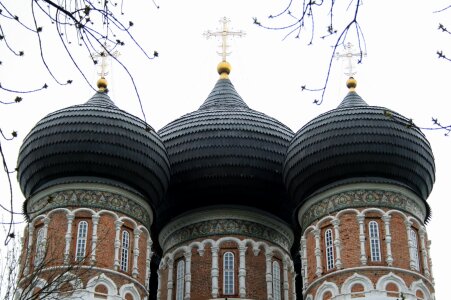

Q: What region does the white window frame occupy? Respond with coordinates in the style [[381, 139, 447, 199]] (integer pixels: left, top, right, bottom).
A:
[[176, 260, 185, 300], [410, 229, 420, 271], [120, 230, 130, 272], [75, 221, 88, 261], [35, 228, 45, 266], [325, 228, 334, 270], [272, 261, 282, 300], [223, 252, 235, 295], [369, 221, 382, 262]]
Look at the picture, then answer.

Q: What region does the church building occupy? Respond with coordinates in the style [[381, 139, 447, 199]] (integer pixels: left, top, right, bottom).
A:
[[15, 19, 436, 300]]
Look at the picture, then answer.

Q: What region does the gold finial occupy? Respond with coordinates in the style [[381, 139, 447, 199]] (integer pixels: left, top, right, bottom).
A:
[[97, 77, 108, 92], [346, 77, 357, 91], [217, 61, 231, 79], [204, 17, 245, 78]]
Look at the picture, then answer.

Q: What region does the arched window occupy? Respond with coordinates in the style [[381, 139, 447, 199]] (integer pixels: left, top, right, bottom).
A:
[[410, 229, 420, 271], [120, 230, 130, 272], [325, 229, 334, 270], [35, 228, 45, 266], [369, 221, 381, 262], [272, 261, 282, 300], [176, 260, 185, 300], [75, 221, 88, 261], [223, 252, 234, 295]]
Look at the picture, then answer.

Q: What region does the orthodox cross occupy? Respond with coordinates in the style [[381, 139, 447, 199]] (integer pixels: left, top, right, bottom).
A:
[[92, 42, 120, 78], [335, 42, 365, 77], [204, 17, 246, 61]]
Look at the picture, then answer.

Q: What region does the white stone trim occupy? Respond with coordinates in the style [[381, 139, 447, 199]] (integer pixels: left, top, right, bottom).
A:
[[91, 213, 100, 264], [340, 273, 374, 294], [410, 279, 432, 300], [304, 266, 433, 296], [282, 258, 289, 300], [300, 236, 308, 292], [313, 228, 322, 277], [166, 258, 174, 300], [265, 251, 273, 300], [331, 218, 342, 270], [64, 212, 75, 264], [132, 228, 142, 278], [157, 269, 162, 300], [86, 273, 118, 299], [184, 250, 192, 300], [145, 237, 153, 287], [239, 245, 247, 298], [375, 272, 409, 293], [119, 283, 141, 300], [382, 213, 394, 266], [314, 281, 339, 300], [418, 227, 430, 278], [356, 213, 367, 266], [114, 220, 123, 270], [211, 245, 219, 298]]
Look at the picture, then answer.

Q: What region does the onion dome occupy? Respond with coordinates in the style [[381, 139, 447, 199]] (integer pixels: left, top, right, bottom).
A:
[[157, 63, 294, 223], [17, 79, 170, 208], [284, 78, 435, 217]]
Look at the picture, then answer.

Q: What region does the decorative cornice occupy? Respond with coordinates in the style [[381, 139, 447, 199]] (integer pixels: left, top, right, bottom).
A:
[[304, 266, 434, 297], [298, 183, 426, 229], [159, 206, 294, 252], [26, 183, 153, 228]]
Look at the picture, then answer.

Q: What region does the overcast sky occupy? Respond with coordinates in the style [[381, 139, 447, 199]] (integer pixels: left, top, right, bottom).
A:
[[1, 0, 450, 298]]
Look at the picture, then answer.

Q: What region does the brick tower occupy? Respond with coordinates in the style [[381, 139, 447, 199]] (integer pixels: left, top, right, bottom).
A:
[[156, 60, 297, 300], [283, 78, 436, 300], [16, 78, 170, 299]]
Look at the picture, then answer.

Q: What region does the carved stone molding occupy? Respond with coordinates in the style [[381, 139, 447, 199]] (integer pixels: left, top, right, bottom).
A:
[[299, 186, 426, 229], [159, 207, 294, 252], [27, 188, 152, 228]]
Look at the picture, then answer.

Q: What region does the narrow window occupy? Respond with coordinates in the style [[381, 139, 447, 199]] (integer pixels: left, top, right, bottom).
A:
[[272, 261, 282, 300], [369, 221, 381, 262], [223, 252, 234, 295], [75, 221, 88, 261], [35, 228, 45, 266], [410, 229, 420, 271], [176, 260, 185, 300], [120, 230, 130, 272], [325, 229, 334, 270]]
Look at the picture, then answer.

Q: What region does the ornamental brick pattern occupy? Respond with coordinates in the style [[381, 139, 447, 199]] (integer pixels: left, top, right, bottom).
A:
[[157, 207, 295, 300], [299, 183, 434, 299], [17, 184, 153, 300]]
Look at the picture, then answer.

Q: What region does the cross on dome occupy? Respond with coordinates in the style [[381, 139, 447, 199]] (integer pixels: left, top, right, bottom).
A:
[[92, 42, 120, 91], [204, 17, 246, 62], [335, 42, 365, 77]]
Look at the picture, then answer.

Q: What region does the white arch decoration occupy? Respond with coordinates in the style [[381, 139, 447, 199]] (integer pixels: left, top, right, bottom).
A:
[[86, 273, 118, 298], [314, 281, 339, 300], [410, 279, 432, 300], [340, 273, 374, 295], [375, 272, 408, 294], [119, 283, 141, 300]]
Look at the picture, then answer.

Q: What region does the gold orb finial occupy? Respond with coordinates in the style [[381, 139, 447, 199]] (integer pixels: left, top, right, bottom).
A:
[[217, 61, 231, 79], [97, 77, 108, 92], [346, 77, 357, 91]]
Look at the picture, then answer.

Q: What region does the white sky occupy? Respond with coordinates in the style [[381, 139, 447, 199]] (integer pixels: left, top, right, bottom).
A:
[[1, 0, 450, 298]]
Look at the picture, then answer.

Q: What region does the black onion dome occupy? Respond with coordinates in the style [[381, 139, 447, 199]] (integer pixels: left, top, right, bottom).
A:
[[17, 92, 170, 206], [158, 78, 294, 222], [284, 90, 435, 213]]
